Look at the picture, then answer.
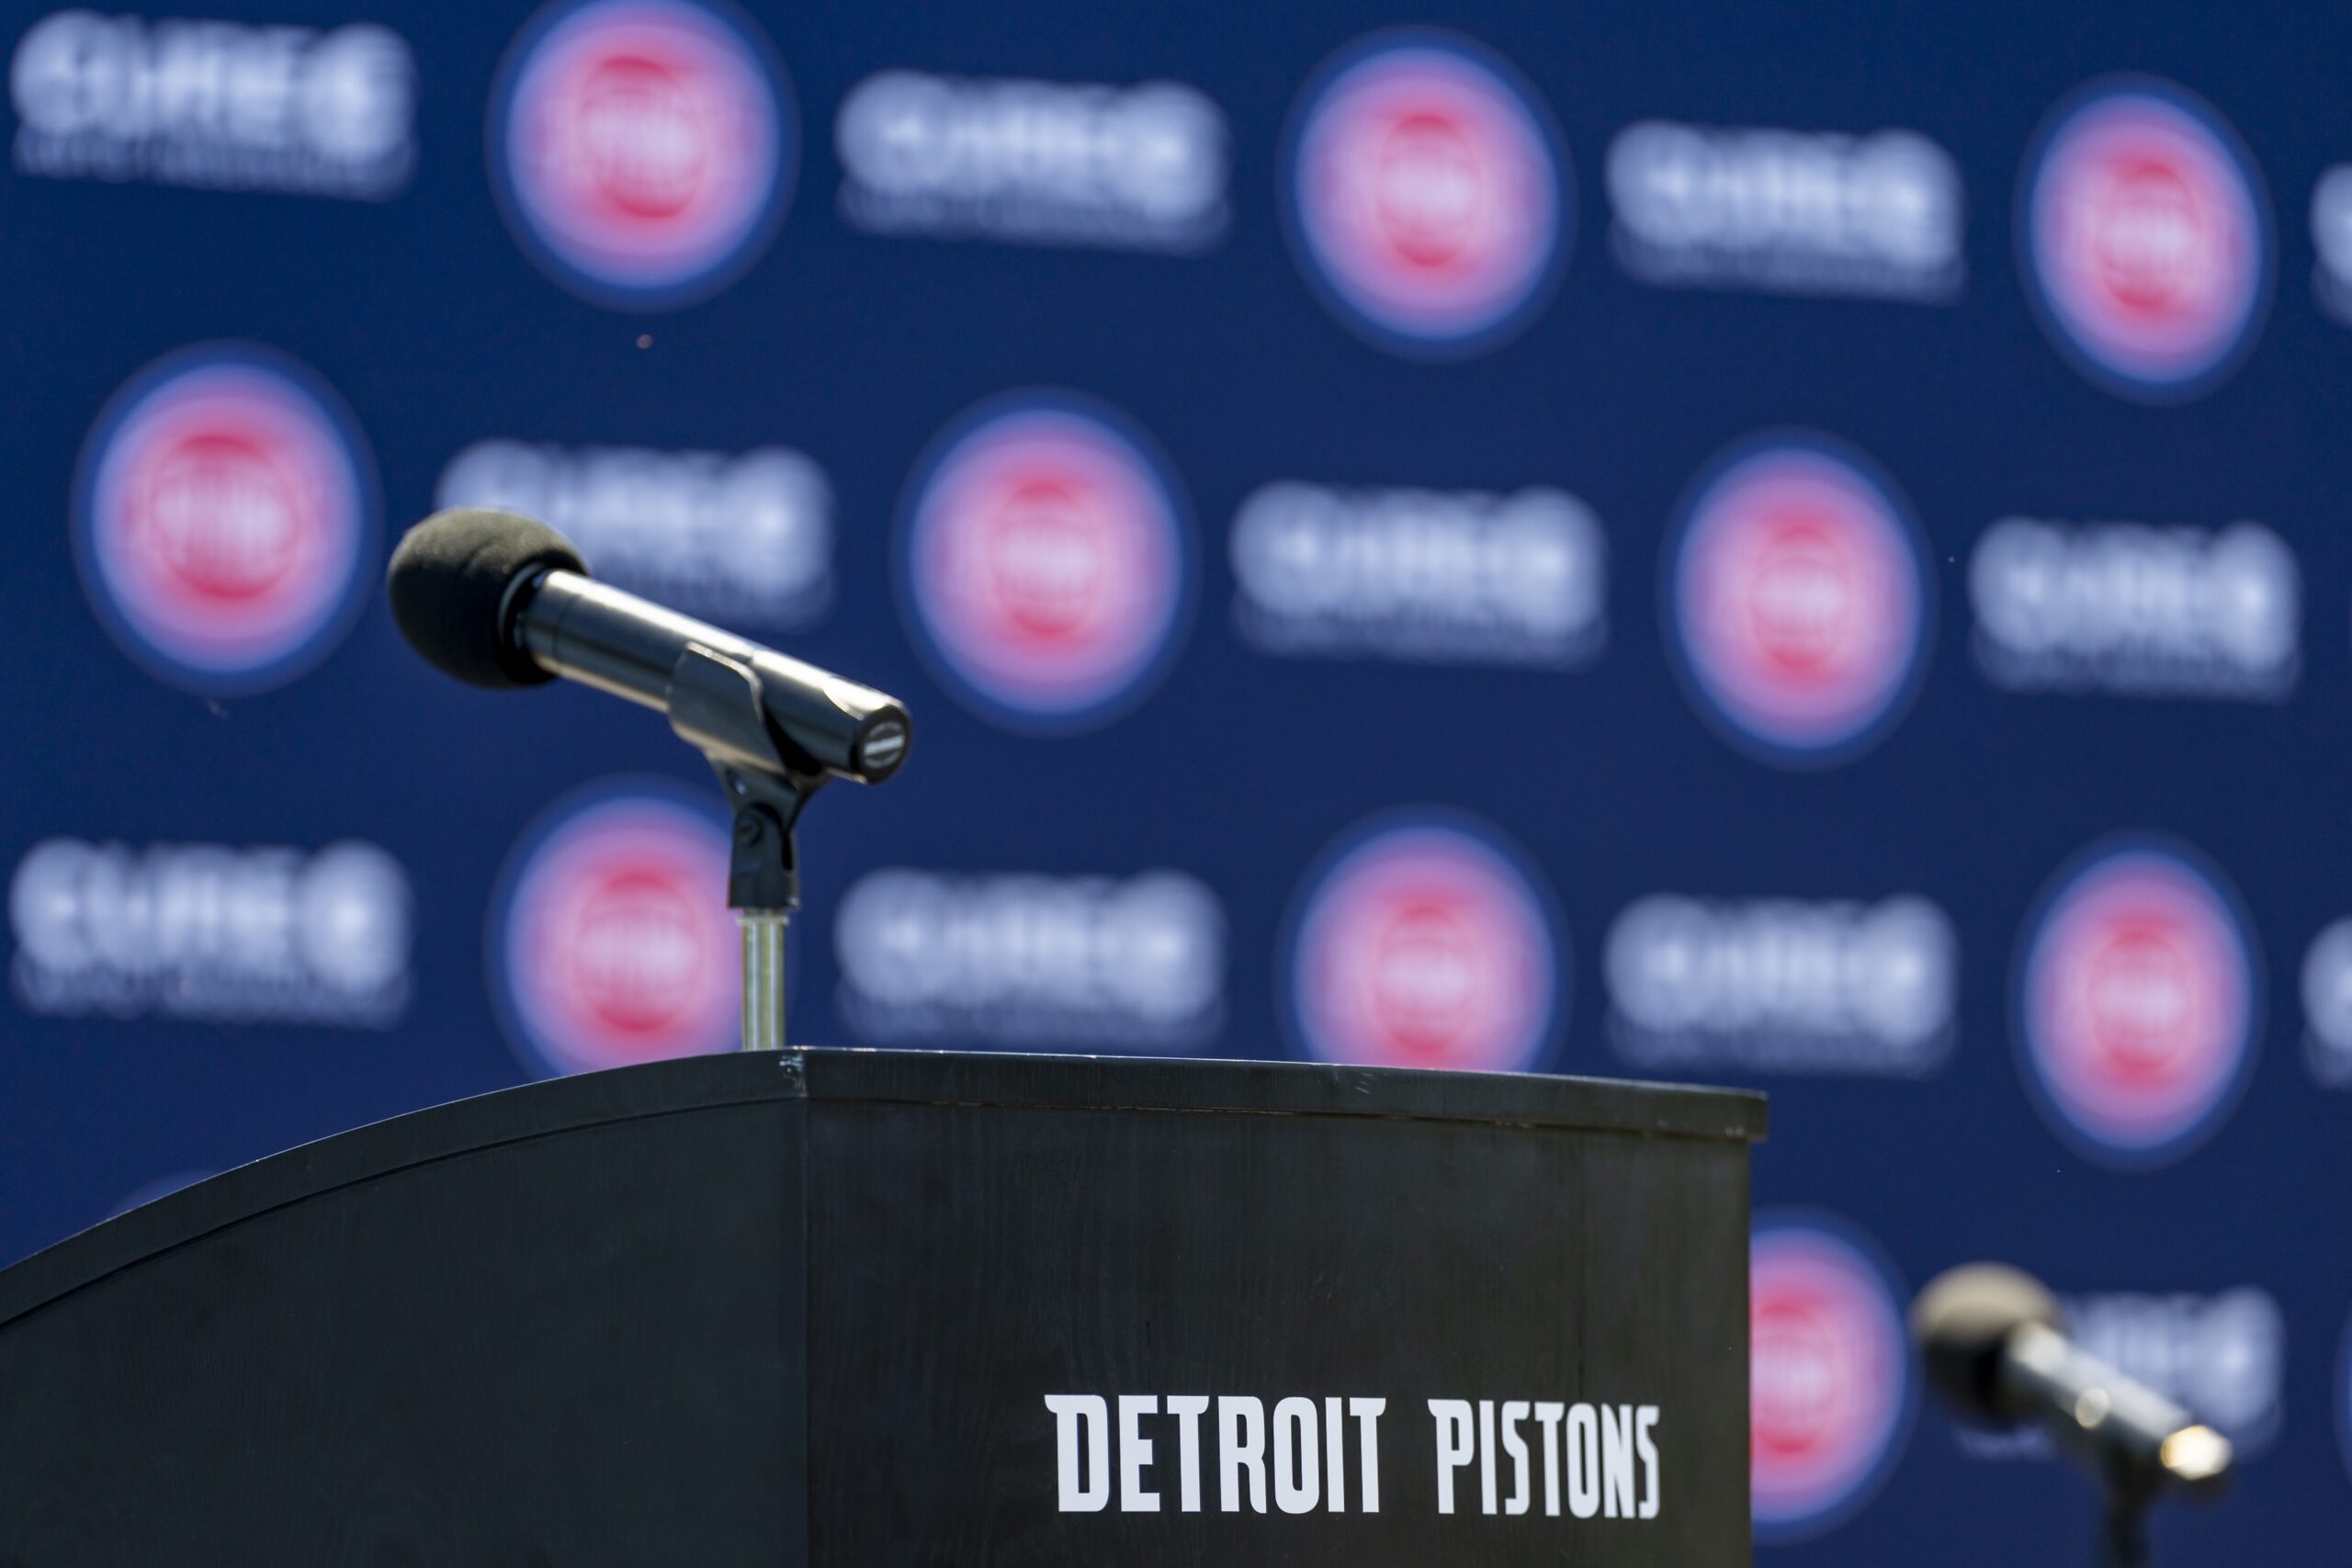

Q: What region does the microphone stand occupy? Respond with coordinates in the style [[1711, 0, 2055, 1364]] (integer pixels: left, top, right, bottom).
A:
[[664, 644, 837, 1053], [727, 783, 798, 1053], [2098, 1473, 2154, 1568]]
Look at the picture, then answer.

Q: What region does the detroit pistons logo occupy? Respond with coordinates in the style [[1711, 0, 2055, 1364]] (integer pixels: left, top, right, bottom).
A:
[[1282, 31, 1569, 355], [490, 783, 740, 1078], [897, 395, 1195, 732], [490, 0, 795, 308], [1281, 812, 1564, 1073], [1665, 435, 1933, 766], [2019, 78, 2272, 399], [1749, 1213, 1913, 1541], [2015, 838, 2261, 1168], [73, 345, 377, 695]]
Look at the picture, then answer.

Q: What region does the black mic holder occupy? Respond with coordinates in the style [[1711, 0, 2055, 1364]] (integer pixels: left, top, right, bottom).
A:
[[669, 643, 826, 904], [665, 642, 839, 1050]]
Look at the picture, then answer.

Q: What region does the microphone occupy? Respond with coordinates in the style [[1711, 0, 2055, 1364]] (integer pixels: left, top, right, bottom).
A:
[[386, 508, 910, 786], [1911, 1263, 2232, 1499]]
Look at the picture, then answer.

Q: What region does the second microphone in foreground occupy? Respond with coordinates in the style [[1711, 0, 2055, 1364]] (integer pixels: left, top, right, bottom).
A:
[[1912, 1261, 2229, 1568]]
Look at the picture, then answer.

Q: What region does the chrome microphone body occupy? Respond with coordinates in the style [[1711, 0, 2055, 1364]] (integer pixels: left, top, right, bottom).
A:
[[387, 507, 910, 787], [515, 569, 908, 783]]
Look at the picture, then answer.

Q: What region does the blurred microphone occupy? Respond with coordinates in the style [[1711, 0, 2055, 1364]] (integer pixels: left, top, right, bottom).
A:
[[387, 508, 910, 785], [1912, 1263, 2232, 1499]]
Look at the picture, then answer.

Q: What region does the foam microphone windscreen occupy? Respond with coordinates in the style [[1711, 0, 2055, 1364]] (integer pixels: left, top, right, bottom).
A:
[[387, 508, 586, 689], [1910, 1262, 2065, 1422]]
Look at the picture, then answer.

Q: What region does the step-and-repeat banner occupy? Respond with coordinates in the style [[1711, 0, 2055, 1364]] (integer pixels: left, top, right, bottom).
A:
[[3, 0, 2349, 1555]]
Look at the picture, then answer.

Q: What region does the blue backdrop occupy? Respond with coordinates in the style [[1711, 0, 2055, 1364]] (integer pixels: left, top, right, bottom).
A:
[[4, 0, 2349, 1557]]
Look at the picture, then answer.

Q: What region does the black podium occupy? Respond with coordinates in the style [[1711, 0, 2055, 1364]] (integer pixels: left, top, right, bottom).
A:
[[0, 1051, 1765, 1564]]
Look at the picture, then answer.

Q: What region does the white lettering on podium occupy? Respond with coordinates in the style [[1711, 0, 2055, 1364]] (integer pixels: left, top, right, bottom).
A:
[[1351, 1397, 1385, 1513], [1479, 1399, 1498, 1514], [1166, 1394, 1209, 1510], [1272, 1397, 1319, 1514], [1117, 1394, 1159, 1512], [1637, 1406, 1662, 1518], [1429, 1399, 1473, 1514], [1218, 1395, 1265, 1513], [1566, 1404, 1600, 1518], [1502, 1400, 1532, 1514], [1323, 1396, 1346, 1513], [1602, 1404, 1635, 1517], [1045, 1393, 1110, 1512], [1049, 1393, 1391, 1516], [1535, 1402, 1564, 1515], [1048, 1392, 1652, 1522]]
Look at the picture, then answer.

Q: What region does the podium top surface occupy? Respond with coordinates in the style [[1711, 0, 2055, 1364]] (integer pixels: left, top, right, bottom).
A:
[[0, 1049, 1763, 1329]]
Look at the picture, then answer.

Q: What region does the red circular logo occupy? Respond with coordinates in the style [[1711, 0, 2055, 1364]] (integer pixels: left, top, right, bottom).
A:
[[2018, 840, 2259, 1166], [2021, 79, 2270, 397], [492, 0, 793, 307], [75, 346, 375, 694], [1284, 32, 1567, 353], [1667, 437, 1931, 764], [492, 784, 739, 1077], [899, 396, 1193, 731], [1283, 814, 1562, 1072], [1749, 1216, 1911, 1540]]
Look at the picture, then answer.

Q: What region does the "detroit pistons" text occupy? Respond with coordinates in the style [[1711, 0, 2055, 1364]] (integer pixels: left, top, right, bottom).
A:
[[1044, 1394, 1663, 1519]]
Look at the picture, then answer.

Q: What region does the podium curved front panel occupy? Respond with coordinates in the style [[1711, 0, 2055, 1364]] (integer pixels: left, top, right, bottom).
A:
[[0, 1051, 1765, 1565]]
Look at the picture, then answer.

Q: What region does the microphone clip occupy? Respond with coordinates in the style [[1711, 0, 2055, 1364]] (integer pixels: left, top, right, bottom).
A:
[[666, 640, 829, 913], [664, 641, 834, 1054]]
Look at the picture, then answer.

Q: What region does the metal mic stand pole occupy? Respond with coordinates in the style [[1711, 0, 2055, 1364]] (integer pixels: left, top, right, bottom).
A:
[[664, 644, 820, 1055], [741, 908, 790, 1051], [2097, 1477, 2152, 1568], [731, 802, 794, 1052]]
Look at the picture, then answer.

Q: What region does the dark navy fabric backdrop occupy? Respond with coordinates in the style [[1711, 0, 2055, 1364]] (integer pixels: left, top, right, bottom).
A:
[[4, 0, 2350, 1558]]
